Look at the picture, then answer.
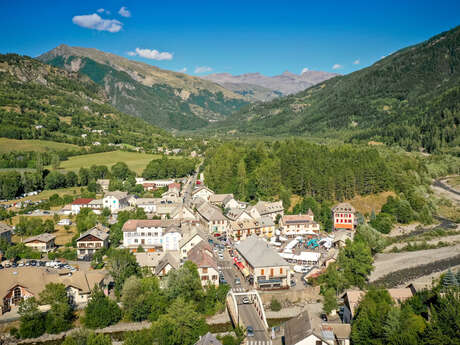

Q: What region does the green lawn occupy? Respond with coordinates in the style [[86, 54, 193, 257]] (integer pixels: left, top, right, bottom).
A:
[[56, 150, 163, 174], [0, 138, 79, 153]]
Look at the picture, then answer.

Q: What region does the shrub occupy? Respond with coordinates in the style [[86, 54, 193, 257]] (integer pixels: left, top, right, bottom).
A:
[[270, 298, 282, 311]]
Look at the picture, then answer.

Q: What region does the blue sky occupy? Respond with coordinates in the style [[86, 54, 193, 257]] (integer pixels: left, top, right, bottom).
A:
[[1, 0, 459, 76]]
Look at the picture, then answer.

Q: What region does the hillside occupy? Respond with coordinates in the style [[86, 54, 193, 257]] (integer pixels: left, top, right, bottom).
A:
[[202, 70, 339, 101], [0, 53, 175, 150], [213, 26, 460, 153], [38, 45, 249, 130]]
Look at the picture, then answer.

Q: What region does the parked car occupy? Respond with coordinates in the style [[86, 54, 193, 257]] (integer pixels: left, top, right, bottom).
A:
[[293, 265, 311, 274], [234, 277, 241, 285], [242, 296, 250, 304], [218, 253, 224, 260], [246, 326, 254, 337]]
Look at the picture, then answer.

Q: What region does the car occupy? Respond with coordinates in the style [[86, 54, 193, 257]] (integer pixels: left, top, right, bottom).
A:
[[5, 263, 11, 268], [30, 260, 37, 266], [246, 326, 254, 337], [18, 262, 24, 267], [242, 296, 250, 304], [234, 277, 241, 285], [218, 254, 224, 260], [293, 265, 311, 274], [320, 313, 328, 322], [290, 280, 296, 287], [0, 264, 3, 269], [219, 276, 227, 284], [39, 261, 46, 267]]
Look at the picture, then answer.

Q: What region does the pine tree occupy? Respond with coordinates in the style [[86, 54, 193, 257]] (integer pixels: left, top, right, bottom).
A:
[[442, 269, 457, 288]]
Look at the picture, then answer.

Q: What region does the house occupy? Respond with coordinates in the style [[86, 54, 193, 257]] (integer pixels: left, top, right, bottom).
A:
[[280, 214, 320, 238], [162, 225, 182, 251], [103, 191, 130, 212], [192, 186, 215, 201], [248, 200, 284, 221], [194, 332, 223, 345], [152, 179, 175, 188], [168, 182, 181, 194], [226, 208, 253, 222], [122, 219, 180, 251], [132, 198, 158, 213], [333, 230, 354, 248], [71, 198, 94, 214], [235, 236, 290, 289], [332, 203, 356, 231], [228, 217, 274, 240], [179, 228, 206, 259], [97, 179, 110, 191], [162, 189, 181, 203], [322, 323, 351, 345], [57, 218, 72, 226], [76, 227, 109, 260], [187, 242, 219, 287], [209, 193, 234, 206], [0, 222, 13, 244], [134, 251, 163, 272], [284, 311, 330, 345], [170, 205, 196, 221], [196, 202, 229, 234], [155, 252, 180, 278], [0, 267, 108, 313], [223, 195, 241, 210], [23, 233, 55, 253]]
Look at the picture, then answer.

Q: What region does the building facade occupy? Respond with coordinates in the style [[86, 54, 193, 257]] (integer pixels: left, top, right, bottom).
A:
[[332, 203, 356, 231]]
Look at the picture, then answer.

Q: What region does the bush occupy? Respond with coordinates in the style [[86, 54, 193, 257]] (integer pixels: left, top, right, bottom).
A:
[[270, 298, 282, 311]]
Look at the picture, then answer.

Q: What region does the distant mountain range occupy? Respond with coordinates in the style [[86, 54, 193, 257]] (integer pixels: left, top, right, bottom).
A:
[[38, 45, 249, 130], [202, 70, 339, 101], [211, 25, 460, 153]]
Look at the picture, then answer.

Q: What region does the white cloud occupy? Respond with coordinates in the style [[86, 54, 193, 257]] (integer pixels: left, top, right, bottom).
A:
[[178, 67, 187, 73], [332, 64, 343, 70], [301, 67, 309, 74], [97, 8, 110, 14], [194, 66, 213, 74], [118, 6, 131, 17], [127, 48, 173, 60], [72, 13, 122, 33], [353, 59, 360, 65]]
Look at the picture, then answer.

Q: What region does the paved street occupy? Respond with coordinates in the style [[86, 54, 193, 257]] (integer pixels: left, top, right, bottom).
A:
[[217, 252, 270, 342]]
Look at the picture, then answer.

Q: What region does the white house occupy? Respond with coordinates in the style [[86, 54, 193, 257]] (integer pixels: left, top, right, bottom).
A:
[[196, 202, 229, 234], [71, 198, 94, 215], [103, 191, 130, 212], [162, 226, 182, 251], [179, 228, 206, 259], [122, 219, 181, 252], [192, 186, 215, 201], [284, 311, 330, 345], [57, 219, 72, 226], [23, 234, 56, 253], [131, 198, 158, 213]]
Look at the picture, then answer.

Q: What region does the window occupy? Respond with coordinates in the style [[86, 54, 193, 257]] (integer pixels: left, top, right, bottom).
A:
[[212, 275, 218, 280], [201, 276, 208, 281], [202, 267, 208, 274], [270, 268, 274, 276], [280, 268, 283, 274], [261, 269, 264, 275]]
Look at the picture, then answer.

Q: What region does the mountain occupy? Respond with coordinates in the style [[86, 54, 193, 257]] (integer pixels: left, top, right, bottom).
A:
[[37, 45, 249, 130], [0, 53, 176, 149], [201, 70, 339, 101], [213, 26, 460, 153]]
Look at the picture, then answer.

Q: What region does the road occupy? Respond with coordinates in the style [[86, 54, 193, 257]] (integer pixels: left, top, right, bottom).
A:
[[182, 172, 197, 207], [217, 251, 270, 343]]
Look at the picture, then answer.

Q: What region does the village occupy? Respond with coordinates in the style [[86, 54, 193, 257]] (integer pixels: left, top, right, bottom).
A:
[[0, 169, 433, 345]]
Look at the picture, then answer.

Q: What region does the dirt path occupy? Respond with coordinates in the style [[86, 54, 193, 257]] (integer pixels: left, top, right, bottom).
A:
[[432, 177, 460, 204]]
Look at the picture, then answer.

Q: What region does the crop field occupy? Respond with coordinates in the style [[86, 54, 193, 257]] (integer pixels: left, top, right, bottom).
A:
[[55, 150, 164, 174], [0, 138, 79, 153]]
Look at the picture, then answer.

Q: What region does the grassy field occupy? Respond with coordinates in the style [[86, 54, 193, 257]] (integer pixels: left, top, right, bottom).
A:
[[346, 191, 396, 215], [0, 138, 79, 153], [54, 150, 163, 174], [0, 187, 82, 205]]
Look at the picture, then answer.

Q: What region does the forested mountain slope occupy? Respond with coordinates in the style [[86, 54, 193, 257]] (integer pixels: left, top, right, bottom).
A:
[[214, 26, 460, 153], [0, 54, 176, 149], [38, 45, 249, 130]]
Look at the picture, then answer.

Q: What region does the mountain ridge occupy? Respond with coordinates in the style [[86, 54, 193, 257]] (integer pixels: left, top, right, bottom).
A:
[[201, 69, 340, 100], [38, 45, 250, 130], [211, 25, 460, 153]]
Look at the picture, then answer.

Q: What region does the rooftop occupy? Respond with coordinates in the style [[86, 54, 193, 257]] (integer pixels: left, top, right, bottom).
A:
[[332, 203, 355, 213], [71, 198, 94, 205], [24, 233, 56, 243], [77, 227, 109, 242], [235, 236, 288, 268], [0, 222, 12, 234]]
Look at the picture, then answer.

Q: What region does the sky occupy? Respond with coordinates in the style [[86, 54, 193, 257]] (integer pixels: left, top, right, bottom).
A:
[[0, 0, 459, 76]]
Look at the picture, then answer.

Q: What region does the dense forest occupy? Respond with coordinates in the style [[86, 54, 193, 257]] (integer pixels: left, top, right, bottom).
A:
[[211, 26, 460, 154]]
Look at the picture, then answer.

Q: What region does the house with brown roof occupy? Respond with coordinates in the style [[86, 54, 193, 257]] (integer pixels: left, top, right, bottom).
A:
[[179, 228, 206, 259], [24, 233, 56, 253], [248, 200, 284, 221], [284, 311, 329, 345], [228, 217, 275, 240], [0, 267, 108, 313], [209, 193, 234, 206], [154, 252, 180, 278], [196, 202, 229, 234], [280, 213, 320, 237], [225, 208, 253, 222], [76, 227, 109, 260], [187, 242, 219, 287], [170, 205, 196, 221]]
